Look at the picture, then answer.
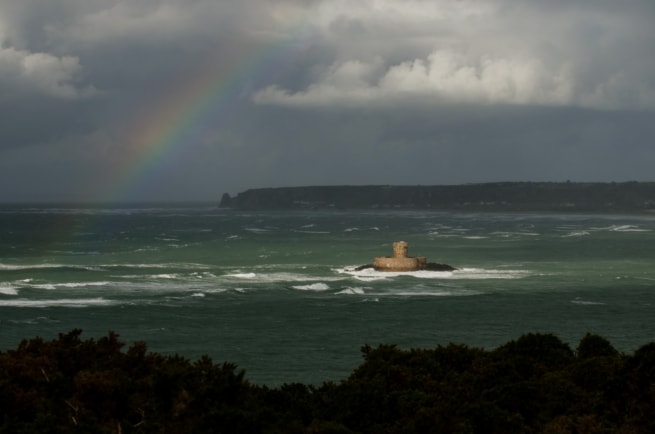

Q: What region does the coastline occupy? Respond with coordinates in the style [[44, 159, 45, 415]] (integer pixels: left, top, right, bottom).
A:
[[219, 182, 655, 214]]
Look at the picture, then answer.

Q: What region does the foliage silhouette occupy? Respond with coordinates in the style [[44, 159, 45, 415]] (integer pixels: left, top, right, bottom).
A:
[[1, 330, 655, 433]]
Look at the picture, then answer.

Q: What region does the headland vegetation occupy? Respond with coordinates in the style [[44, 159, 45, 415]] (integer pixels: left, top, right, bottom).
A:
[[220, 181, 655, 214]]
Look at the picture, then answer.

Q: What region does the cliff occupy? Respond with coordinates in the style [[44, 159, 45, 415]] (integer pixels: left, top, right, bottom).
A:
[[220, 182, 655, 213]]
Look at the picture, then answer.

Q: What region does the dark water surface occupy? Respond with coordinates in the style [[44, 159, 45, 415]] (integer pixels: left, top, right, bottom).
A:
[[1, 205, 654, 385]]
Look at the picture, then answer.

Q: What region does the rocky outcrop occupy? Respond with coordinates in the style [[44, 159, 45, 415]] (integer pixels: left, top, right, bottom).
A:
[[219, 192, 232, 208], [368, 241, 456, 272]]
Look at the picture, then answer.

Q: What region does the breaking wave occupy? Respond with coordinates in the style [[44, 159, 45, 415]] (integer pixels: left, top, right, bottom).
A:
[[0, 298, 114, 308], [292, 283, 330, 291], [337, 266, 529, 280]]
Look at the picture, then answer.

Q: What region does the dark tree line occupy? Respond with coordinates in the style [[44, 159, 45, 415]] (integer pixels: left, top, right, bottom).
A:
[[220, 182, 655, 212], [2, 329, 655, 433]]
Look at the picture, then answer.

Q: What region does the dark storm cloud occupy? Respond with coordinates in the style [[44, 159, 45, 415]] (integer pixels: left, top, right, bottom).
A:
[[254, 0, 655, 110], [0, 0, 654, 202]]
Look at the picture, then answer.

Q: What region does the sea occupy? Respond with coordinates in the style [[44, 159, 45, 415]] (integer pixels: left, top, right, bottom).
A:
[[1, 204, 654, 385]]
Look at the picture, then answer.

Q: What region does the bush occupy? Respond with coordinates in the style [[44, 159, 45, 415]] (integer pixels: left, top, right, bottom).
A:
[[1, 331, 654, 433]]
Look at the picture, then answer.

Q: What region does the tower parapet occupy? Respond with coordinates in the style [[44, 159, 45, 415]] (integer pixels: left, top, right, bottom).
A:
[[374, 241, 425, 271]]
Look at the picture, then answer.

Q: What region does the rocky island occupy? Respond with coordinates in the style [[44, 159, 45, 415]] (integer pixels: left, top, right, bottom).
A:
[[219, 182, 655, 213], [354, 241, 457, 272]]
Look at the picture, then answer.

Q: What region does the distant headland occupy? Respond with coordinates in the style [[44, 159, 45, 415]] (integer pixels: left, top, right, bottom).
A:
[[219, 182, 655, 213]]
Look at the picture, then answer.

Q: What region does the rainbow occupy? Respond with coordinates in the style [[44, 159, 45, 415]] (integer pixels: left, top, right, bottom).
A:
[[92, 24, 314, 203]]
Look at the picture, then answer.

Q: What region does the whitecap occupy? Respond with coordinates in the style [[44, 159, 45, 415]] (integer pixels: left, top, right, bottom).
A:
[[610, 225, 650, 232], [148, 274, 179, 279], [450, 268, 529, 280], [8, 316, 61, 324], [0, 298, 113, 308], [226, 272, 257, 279], [191, 292, 206, 297], [335, 287, 366, 295], [354, 275, 390, 282], [292, 283, 330, 291], [393, 289, 481, 297], [0, 263, 86, 271], [571, 299, 606, 305], [562, 231, 589, 237], [338, 266, 528, 280], [245, 227, 272, 233], [0, 286, 18, 295], [54, 281, 112, 288], [135, 247, 161, 252], [492, 231, 539, 237], [395, 290, 454, 297], [106, 263, 210, 270], [226, 271, 343, 284]]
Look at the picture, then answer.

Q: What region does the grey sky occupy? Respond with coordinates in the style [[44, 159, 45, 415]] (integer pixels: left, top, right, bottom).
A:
[[1, 0, 654, 202]]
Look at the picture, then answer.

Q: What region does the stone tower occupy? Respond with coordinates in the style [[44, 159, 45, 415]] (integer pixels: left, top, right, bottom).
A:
[[373, 241, 426, 271]]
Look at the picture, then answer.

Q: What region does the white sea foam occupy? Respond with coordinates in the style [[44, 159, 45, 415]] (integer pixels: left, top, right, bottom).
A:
[[335, 287, 366, 295], [610, 225, 650, 232], [149, 274, 179, 279], [50, 250, 101, 256], [8, 316, 61, 325], [0, 286, 18, 295], [191, 292, 206, 297], [203, 288, 228, 294], [492, 231, 540, 238], [245, 227, 273, 233], [226, 272, 257, 279], [292, 283, 330, 291], [453, 268, 530, 279], [134, 247, 161, 252], [562, 231, 590, 237], [571, 299, 606, 305], [338, 266, 528, 280], [51, 281, 112, 288], [357, 276, 390, 282], [0, 298, 113, 308], [394, 290, 455, 297], [590, 224, 651, 233], [33, 284, 57, 290], [108, 263, 211, 270], [0, 262, 207, 272], [225, 271, 343, 284], [0, 263, 98, 271]]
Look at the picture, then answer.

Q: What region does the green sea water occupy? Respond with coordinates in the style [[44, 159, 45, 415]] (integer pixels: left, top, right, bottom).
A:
[[1, 205, 654, 385]]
